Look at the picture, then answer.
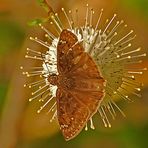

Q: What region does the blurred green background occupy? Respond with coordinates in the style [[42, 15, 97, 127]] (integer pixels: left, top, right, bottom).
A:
[[0, 0, 148, 148]]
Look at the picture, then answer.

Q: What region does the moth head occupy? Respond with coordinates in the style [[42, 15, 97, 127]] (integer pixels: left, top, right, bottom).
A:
[[48, 74, 58, 86]]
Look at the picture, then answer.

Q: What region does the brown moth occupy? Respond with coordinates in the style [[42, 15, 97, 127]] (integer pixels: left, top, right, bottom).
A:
[[48, 29, 105, 140]]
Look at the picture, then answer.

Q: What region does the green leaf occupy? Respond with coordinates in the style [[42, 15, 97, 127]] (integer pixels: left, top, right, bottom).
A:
[[27, 17, 49, 26], [28, 18, 44, 26], [36, 0, 50, 12]]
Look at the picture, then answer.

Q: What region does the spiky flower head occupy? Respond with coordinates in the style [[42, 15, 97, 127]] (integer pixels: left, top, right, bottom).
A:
[[21, 1, 146, 132]]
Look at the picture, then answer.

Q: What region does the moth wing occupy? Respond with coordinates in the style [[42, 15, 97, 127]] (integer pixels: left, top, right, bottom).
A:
[[57, 29, 84, 74], [56, 30, 105, 140], [56, 88, 90, 141], [69, 52, 106, 117]]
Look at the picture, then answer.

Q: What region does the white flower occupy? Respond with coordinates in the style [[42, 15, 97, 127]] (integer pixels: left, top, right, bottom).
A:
[[22, 4, 146, 129]]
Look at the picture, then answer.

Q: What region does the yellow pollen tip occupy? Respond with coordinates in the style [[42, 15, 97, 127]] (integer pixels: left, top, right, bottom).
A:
[[109, 124, 112, 128], [143, 53, 147, 56], [101, 8, 104, 12], [38, 23, 42, 27], [29, 37, 33, 40], [20, 66, 23, 70], [114, 32, 117, 35], [114, 14, 117, 17], [130, 30, 134, 33], [45, 34, 49, 37], [37, 110, 40, 113], [128, 43, 132, 46]]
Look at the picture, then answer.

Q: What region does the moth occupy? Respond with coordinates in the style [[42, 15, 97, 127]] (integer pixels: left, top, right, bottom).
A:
[[48, 29, 105, 140]]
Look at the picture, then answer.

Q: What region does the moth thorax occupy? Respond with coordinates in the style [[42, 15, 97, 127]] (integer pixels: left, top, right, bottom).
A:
[[50, 75, 75, 90], [59, 75, 75, 90]]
